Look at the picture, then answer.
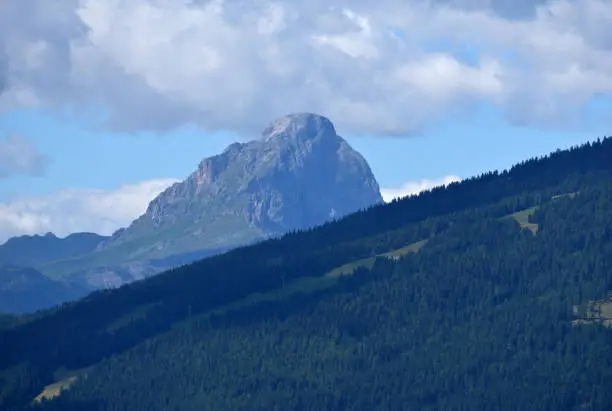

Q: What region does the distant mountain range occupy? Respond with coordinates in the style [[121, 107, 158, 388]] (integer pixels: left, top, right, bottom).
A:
[[0, 113, 383, 313], [0, 233, 107, 313], [0, 232, 108, 267]]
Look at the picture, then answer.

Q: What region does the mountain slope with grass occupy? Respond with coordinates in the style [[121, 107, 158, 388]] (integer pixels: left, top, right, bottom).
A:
[[2, 138, 612, 410]]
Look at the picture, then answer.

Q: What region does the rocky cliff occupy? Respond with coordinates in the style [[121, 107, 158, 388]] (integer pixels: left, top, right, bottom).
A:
[[95, 113, 382, 259]]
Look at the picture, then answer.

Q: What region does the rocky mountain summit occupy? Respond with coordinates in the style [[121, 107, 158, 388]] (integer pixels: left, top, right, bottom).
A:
[[96, 112, 383, 259], [18, 113, 383, 310]]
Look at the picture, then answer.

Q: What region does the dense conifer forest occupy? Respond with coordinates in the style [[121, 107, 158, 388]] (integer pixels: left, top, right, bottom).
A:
[[0, 314, 18, 331], [2, 138, 612, 410]]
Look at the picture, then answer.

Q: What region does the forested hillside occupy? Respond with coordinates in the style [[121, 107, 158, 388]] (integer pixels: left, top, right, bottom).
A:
[[2, 138, 612, 410], [0, 314, 18, 331], [0, 266, 87, 314]]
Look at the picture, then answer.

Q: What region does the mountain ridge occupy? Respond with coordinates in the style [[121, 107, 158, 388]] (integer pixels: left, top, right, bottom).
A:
[[0, 232, 108, 267]]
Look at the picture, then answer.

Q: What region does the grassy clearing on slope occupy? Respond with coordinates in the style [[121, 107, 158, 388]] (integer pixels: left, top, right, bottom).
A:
[[32, 367, 93, 403], [552, 192, 577, 200], [572, 294, 612, 328], [508, 207, 539, 234], [500, 206, 540, 234], [327, 239, 428, 277], [381, 239, 428, 260], [326, 257, 377, 278], [501, 193, 577, 235]]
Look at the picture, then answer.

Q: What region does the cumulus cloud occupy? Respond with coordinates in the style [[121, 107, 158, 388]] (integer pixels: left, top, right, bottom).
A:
[[381, 175, 462, 202], [0, 178, 178, 243], [0, 133, 50, 178], [1, 0, 612, 135]]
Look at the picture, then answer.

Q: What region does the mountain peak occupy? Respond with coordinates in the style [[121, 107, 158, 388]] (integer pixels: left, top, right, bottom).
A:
[[261, 113, 336, 142], [100, 113, 382, 265]]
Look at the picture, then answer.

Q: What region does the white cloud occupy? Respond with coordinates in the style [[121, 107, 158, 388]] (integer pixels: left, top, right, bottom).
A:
[[0, 178, 179, 243], [381, 175, 462, 202], [0, 0, 612, 135], [312, 9, 379, 59], [0, 133, 49, 178]]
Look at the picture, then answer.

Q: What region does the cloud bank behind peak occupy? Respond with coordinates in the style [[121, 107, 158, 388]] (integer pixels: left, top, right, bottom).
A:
[[1, 0, 611, 136]]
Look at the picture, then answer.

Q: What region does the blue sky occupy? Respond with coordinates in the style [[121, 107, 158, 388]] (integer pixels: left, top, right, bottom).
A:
[[0, 0, 611, 241]]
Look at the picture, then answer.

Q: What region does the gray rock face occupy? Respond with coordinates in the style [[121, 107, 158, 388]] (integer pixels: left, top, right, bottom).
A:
[[97, 113, 382, 259]]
